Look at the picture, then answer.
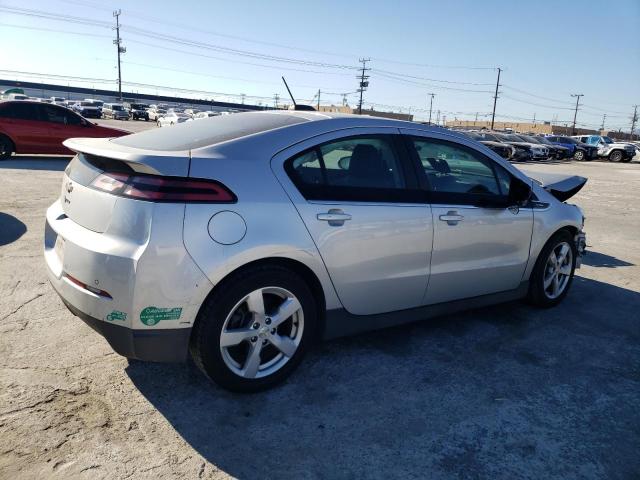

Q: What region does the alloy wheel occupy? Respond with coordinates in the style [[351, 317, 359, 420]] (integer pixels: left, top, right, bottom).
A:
[[219, 287, 304, 379], [543, 242, 573, 299], [574, 150, 584, 161]]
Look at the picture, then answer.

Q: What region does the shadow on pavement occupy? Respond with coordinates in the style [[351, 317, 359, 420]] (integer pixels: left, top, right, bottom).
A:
[[126, 276, 640, 479], [582, 251, 634, 268], [0, 212, 27, 246], [0, 155, 72, 171]]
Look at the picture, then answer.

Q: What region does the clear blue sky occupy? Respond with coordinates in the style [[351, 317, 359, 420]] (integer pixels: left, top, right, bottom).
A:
[[1, 0, 639, 129]]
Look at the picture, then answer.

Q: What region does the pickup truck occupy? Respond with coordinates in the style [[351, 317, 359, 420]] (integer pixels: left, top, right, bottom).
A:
[[572, 135, 635, 162]]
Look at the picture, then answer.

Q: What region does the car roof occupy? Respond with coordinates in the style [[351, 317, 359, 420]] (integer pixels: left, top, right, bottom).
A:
[[110, 110, 458, 152]]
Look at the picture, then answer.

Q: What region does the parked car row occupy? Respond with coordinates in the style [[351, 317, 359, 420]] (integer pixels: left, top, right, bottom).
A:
[[454, 129, 636, 162], [1, 92, 239, 123]]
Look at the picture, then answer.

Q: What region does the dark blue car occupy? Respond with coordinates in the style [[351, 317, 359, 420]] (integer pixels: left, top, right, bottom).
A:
[[545, 136, 598, 161]]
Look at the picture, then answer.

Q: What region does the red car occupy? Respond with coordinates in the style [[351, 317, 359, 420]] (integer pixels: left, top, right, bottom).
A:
[[0, 100, 129, 159]]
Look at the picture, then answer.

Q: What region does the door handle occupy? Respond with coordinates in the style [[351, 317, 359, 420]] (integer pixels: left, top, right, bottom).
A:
[[439, 211, 464, 225], [317, 209, 351, 226]]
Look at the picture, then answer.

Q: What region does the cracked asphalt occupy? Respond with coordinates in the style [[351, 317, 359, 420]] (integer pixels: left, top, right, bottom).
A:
[[1, 144, 639, 479]]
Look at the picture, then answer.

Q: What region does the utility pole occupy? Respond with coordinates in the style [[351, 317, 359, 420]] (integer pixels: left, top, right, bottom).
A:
[[427, 93, 435, 125], [273, 93, 280, 109], [341, 93, 348, 107], [600, 114, 607, 131], [532, 113, 536, 125], [113, 10, 125, 101], [240, 93, 246, 105], [475, 112, 479, 124], [570, 93, 584, 135], [490, 67, 502, 130], [630, 105, 638, 140], [356, 58, 370, 115], [442, 114, 447, 127], [436, 109, 441, 126], [317, 89, 320, 110]]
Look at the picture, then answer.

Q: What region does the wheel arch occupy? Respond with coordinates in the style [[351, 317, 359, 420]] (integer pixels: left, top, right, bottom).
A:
[[191, 256, 327, 342], [527, 225, 578, 279], [0, 132, 16, 152]]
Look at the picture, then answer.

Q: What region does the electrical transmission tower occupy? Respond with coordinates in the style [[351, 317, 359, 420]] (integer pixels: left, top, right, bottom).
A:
[[630, 105, 638, 141], [356, 58, 370, 115], [570, 94, 584, 135], [273, 93, 280, 109], [490, 67, 502, 130], [427, 93, 435, 125], [113, 10, 126, 101]]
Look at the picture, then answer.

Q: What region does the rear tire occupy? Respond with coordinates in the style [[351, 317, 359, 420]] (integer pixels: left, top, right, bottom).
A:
[[609, 150, 623, 162], [527, 230, 576, 308], [0, 135, 14, 160], [190, 265, 317, 392]]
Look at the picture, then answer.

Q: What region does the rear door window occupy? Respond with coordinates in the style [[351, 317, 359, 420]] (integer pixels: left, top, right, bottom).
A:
[[3, 103, 42, 121], [286, 135, 420, 203]]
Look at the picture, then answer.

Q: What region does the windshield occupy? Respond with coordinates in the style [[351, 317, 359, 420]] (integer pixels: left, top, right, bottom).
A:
[[504, 134, 526, 142], [479, 133, 502, 142], [557, 137, 579, 144], [519, 135, 541, 144], [111, 105, 124, 111], [602, 136, 614, 144], [535, 137, 553, 145], [459, 131, 481, 140], [80, 102, 94, 107]]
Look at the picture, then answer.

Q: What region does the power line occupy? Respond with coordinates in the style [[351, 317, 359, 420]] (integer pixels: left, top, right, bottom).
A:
[[374, 71, 493, 93], [371, 68, 494, 86]]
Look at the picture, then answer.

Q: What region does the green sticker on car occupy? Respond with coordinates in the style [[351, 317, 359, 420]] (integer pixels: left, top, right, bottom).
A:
[[140, 306, 182, 326], [106, 310, 127, 322]]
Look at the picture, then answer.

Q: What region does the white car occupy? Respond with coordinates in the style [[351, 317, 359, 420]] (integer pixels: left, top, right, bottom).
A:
[[157, 111, 191, 127], [193, 111, 219, 120]]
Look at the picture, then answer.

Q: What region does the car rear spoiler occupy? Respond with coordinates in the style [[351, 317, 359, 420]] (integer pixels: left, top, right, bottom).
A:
[[523, 171, 587, 201], [63, 137, 191, 177]]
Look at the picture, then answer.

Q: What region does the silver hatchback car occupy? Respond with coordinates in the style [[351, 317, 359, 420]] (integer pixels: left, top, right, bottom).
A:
[[44, 112, 587, 391]]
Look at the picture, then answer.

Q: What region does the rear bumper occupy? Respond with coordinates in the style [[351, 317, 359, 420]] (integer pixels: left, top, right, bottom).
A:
[[44, 196, 213, 363], [62, 298, 191, 362]]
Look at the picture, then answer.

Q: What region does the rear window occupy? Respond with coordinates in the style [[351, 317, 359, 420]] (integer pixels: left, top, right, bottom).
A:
[[112, 111, 309, 151]]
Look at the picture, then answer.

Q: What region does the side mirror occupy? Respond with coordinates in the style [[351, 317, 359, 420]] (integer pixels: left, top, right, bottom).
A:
[[509, 177, 532, 205], [338, 156, 351, 170]]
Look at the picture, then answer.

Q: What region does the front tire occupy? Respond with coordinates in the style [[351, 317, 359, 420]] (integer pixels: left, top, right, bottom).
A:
[[573, 150, 585, 161], [0, 135, 14, 160], [527, 230, 576, 307], [190, 265, 317, 392]]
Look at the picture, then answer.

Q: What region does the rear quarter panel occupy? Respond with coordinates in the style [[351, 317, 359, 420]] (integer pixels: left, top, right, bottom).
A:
[[183, 141, 342, 311]]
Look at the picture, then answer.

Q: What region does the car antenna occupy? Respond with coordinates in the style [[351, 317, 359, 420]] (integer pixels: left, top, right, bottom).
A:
[[281, 76, 316, 111]]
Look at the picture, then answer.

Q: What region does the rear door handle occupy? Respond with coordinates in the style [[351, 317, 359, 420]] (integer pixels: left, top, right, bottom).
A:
[[439, 211, 464, 225], [317, 209, 352, 226]]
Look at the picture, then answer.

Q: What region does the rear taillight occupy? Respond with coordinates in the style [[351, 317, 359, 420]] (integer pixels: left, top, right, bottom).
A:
[[90, 172, 236, 203]]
